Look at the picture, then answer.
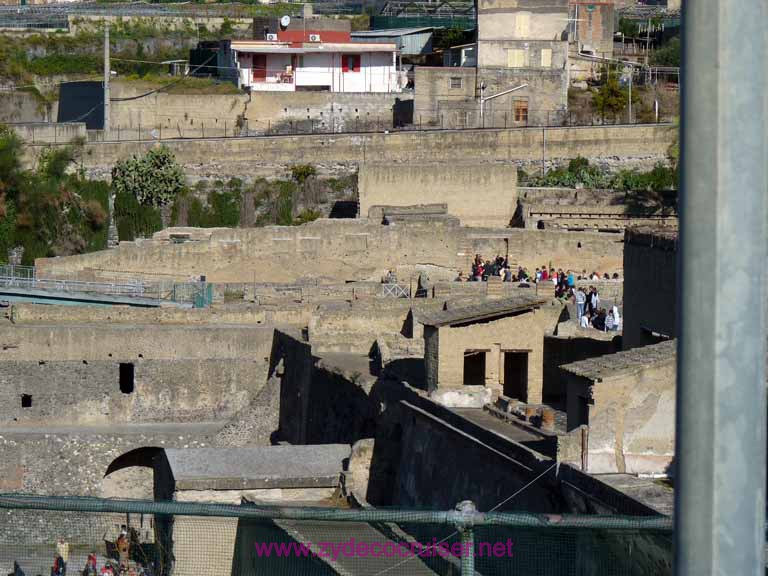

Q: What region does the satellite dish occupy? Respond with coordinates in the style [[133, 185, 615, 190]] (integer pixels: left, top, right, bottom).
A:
[[280, 15, 291, 29]]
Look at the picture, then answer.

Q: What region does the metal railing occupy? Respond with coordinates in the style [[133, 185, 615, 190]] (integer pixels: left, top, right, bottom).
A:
[[71, 117, 676, 145], [0, 267, 212, 306], [0, 276, 151, 299], [381, 283, 410, 298], [0, 494, 673, 576]]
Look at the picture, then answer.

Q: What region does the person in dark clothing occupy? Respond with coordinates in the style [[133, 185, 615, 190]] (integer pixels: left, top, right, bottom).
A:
[[592, 309, 607, 331]]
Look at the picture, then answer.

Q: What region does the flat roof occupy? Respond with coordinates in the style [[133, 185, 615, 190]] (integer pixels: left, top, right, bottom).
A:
[[351, 27, 435, 37], [624, 227, 679, 251], [560, 340, 677, 382], [163, 445, 351, 491], [231, 41, 397, 54], [419, 295, 547, 327]]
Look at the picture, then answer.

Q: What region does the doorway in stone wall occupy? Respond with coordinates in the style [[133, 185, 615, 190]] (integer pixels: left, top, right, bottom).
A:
[[463, 350, 487, 386], [503, 351, 529, 402]]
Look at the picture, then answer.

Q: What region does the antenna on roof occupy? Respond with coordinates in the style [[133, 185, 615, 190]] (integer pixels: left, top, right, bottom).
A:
[[280, 15, 291, 29]]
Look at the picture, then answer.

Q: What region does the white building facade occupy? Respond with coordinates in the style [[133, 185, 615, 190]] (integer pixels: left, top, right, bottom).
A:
[[231, 41, 402, 93]]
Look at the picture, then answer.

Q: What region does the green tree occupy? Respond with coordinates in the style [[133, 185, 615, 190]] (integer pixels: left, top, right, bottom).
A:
[[618, 18, 639, 38], [0, 201, 16, 264], [593, 69, 634, 120], [112, 146, 185, 208], [114, 189, 163, 241], [0, 125, 24, 202], [651, 36, 681, 67]]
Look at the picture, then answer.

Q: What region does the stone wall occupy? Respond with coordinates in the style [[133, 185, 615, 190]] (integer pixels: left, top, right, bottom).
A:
[[358, 162, 518, 227], [9, 122, 86, 144], [477, 56, 570, 126], [0, 358, 263, 426], [622, 228, 677, 349], [9, 301, 310, 327], [23, 124, 677, 175], [107, 84, 412, 139], [0, 92, 56, 124], [272, 329, 379, 446], [36, 220, 627, 284], [67, 14, 254, 35], [244, 91, 413, 134], [413, 67, 477, 128], [109, 82, 247, 140], [392, 401, 559, 512], [0, 322, 275, 361]]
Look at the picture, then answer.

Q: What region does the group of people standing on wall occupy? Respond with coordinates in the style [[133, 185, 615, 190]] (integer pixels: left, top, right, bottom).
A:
[[574, 286, 621, 332], [546, 269, 621, 332], [459, 257, 621, 287]]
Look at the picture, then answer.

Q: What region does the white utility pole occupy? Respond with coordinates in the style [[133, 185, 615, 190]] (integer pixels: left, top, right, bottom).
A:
[[103, 23, 110, 137], [628, 68, 632, 123]]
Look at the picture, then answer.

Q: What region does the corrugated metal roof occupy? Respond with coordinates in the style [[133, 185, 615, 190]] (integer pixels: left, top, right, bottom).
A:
[[351, 27, 436, 37]]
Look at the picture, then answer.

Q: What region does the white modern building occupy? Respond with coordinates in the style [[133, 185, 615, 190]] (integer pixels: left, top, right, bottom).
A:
[[230, 40, 403, 93]]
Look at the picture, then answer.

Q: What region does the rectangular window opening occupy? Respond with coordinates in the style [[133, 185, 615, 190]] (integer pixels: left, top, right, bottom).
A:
[[21, 394, 32, 408], [450, 76, 463, 89], [463, 350, 488, 386], [514, 99, 529, 123], [343, 55, 361, 73], [119, 363, 135, 394], [503, 351, 529, 402]]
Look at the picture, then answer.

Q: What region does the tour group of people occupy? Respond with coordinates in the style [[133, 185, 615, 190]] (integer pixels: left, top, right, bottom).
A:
[[455, 255, 622, 333], [29, 531, 152, 576], [456, 255, 620, 287]]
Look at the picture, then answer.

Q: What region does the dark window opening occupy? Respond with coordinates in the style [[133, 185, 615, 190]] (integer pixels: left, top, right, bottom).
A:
[[119, 363, 135, 394], [463, 350, 487, 386], [577, 395, 590, 428], [503, 351, 529, 402], [21, 394, 32, 408], [343, 54, 361, 73]]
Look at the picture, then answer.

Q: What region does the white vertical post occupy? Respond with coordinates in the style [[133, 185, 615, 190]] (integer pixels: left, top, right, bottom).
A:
[[675, 1, 768, 576], [103, 23, 110, 138]]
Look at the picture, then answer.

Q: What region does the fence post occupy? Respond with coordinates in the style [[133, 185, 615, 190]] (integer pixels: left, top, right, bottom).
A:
[[454, 501, 476, 576]]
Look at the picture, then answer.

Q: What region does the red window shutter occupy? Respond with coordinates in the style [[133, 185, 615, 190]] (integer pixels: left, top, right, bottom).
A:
[[342, 55, 349, 72]]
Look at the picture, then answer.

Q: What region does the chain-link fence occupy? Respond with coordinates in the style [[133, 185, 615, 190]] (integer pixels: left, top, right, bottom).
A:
[[0, 494, 673, 576]]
